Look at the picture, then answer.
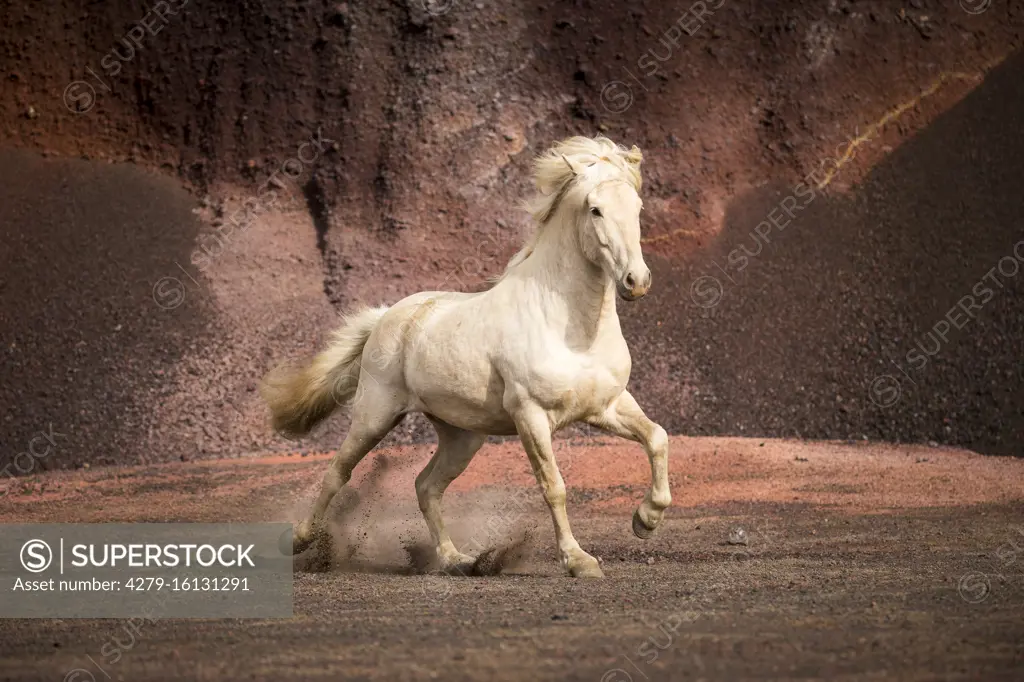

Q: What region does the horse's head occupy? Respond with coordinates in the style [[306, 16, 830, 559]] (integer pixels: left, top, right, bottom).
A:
[[528, 137, 650, 301], [577, 172, 649, 301]]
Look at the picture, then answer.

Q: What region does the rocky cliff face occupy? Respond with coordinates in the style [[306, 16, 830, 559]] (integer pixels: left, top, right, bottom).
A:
[[1, 1, 1022, 471]]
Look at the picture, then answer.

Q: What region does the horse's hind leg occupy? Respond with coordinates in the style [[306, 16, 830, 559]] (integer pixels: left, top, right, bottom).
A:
[[415, 417, 486, 574], [292, 388, 404, 554]]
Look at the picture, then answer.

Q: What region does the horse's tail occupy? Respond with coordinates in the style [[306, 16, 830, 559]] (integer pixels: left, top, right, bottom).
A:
[[260, 306, 389, 438]]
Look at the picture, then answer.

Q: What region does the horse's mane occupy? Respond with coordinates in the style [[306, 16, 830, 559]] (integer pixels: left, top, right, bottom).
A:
[[496, 136, 644, 280]]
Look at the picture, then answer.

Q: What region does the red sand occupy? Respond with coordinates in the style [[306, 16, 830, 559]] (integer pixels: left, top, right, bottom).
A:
[[2, 437, 1021, 524]]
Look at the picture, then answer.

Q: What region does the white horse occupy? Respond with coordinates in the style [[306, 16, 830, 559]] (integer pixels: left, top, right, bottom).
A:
[[261, 135, 671, 578]]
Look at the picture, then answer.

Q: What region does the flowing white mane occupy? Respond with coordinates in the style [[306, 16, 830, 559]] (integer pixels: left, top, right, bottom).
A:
[[500, 136, 644, 279]]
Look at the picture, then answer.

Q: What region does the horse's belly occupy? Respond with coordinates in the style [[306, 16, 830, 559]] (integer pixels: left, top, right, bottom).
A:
[[410, 374, 517, 434], [404, 332, 516, 434], [421, 397, 518, 435]]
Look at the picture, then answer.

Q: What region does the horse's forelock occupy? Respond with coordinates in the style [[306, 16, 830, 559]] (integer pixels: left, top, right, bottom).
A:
[[529, 136, 643, 224]]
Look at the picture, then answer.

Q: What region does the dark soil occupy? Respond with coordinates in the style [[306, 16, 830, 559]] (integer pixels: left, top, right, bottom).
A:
[[3, 509, 1024, 682], [1, 439, 1023, 681], [627, 52, 1024, 456]]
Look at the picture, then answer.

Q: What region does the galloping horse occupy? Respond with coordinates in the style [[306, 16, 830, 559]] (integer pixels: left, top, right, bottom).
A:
[[261, 136, 671, 578]]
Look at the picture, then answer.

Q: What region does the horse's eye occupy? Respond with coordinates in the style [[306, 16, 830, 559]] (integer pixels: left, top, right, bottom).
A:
[[590, 206, 602, 217]]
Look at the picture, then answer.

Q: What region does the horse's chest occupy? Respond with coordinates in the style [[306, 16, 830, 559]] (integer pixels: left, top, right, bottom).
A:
[[573, 353, 630, 404], [536, 341, 631, 415]]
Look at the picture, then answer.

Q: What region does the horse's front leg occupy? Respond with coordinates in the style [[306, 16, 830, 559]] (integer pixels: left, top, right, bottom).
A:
[[586, 390, 671, 538], [508, 397, 604, 578]]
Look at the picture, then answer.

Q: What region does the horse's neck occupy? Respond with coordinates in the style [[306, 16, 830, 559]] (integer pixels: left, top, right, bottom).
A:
[[514, 213, 621, 346]]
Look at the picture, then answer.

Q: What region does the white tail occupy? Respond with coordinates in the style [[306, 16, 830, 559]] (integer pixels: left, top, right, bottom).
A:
[[259, 306, 388, 437]]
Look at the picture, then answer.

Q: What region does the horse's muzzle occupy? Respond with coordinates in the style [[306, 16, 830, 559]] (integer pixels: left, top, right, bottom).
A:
[[617, 270, 651, 301]]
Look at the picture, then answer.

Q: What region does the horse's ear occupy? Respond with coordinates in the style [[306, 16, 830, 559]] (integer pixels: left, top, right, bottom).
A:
[[625, 145, 643, 167], [561, 154, 585, 177], [623, 145, 644, 190]]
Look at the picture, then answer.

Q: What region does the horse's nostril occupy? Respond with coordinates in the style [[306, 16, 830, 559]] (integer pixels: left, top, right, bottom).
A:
[[624, 273, 635, 288]]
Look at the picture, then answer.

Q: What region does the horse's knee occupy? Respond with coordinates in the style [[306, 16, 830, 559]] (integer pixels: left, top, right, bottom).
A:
[[649, 424, 668, 457]]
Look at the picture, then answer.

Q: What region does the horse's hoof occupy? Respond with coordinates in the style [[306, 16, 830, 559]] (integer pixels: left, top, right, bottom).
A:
[[282, 526, 315, 555], [569, 561, 605, 578], [565, 550, 604, 578], [632, 509, 657, 540], [436, 550, 478, 577]]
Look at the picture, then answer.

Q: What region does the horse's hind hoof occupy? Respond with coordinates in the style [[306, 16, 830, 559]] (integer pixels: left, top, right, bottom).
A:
[[281, 526, 315, 555], [439, 551, 479, 577], [632, 510, 657, 540]]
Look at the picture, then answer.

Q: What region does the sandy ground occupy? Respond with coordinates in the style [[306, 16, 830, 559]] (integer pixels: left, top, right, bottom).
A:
[[1, 437, 1023, 681]]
